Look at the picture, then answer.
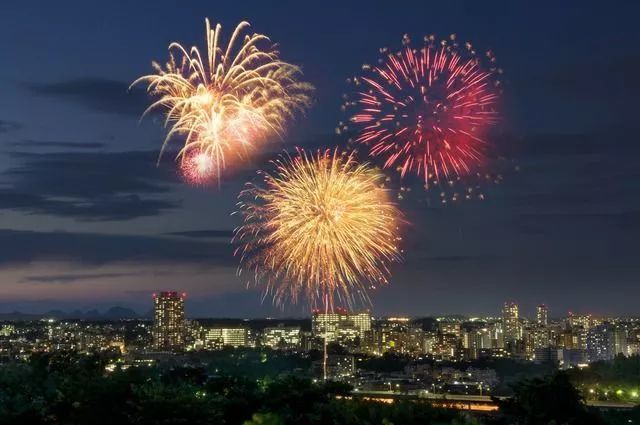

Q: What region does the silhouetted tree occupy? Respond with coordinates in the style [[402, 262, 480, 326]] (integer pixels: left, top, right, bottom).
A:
[[495, 372, 604, 425]]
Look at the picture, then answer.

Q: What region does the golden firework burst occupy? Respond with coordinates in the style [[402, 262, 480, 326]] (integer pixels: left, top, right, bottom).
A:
[[132, 19, 313, 182], [234, 148, 403, 309]]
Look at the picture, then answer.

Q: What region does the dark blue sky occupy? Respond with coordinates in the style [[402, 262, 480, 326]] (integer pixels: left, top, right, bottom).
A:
[[0, 0, 638, 317]]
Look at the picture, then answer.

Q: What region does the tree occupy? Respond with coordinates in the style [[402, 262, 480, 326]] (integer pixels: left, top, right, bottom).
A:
[[243, 413, 283, 425], [495, 372, 604, 425]]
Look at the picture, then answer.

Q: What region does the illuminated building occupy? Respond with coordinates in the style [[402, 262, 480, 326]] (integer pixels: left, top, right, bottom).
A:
[[627, 329, 640, 356], [587, 324, 615, 362], [0, 324, 15, 337], [529, 326, 552, 350], [462, 326, 493, 360], [202, 327, 249, 348], [611, 326, 628, 357], [431, 332, 461, 360], [568, 313, 593, 331], [488, 321, 505, 349], [536, 304, 548, 326], [263, 325, 301, 349], [312, 310, 371, 345], [323, 354, 355, 379], [109, 338, 126, 354], [371, 317, 424, 355], [422, 331, 437, 354], [502, 302, 521, 350], [438, 321, 461, 337], [152, 291, 185, 351]]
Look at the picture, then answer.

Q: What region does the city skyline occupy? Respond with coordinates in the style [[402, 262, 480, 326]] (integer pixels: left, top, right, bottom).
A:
[[4, 297, 638, 366], [1, 1, 639, 317]]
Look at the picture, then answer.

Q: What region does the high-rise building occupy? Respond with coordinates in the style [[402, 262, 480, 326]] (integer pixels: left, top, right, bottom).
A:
[[202, 327, 249, 348], [375, 319, 425, 355], [312, 310, 371, 345], [568, 313, 593, 331], [462, 326, 492, 360], [502, 302, 521, 349], [152, 291, 185, 351], [263, 325, 301, 349], [536, 304, 549, 326], [587, 324, 612, 362], [611, 326, 628, 357], [438, 321, 461, 337]]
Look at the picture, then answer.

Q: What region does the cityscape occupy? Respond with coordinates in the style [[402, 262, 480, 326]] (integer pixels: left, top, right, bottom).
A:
[[1, 1, 639, 424], [2, 292, 639, 395]]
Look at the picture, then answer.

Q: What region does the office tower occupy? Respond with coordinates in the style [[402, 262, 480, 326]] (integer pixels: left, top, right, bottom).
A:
[[536, 304, 549, 326], [201, 326, 249, 348], [502, 302, 521, 349], [312, 310, 371, 345], [152, 291, 185, 351], [263, 325, 301, 349]]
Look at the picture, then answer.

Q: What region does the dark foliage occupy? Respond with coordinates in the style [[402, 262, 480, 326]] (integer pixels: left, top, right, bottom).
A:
[[494, 372, 604, 425], [0, 352, 463, 425]]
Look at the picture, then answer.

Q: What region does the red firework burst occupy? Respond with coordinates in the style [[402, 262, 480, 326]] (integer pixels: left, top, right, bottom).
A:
[[345, 35, 501, 184], [180, 149, 217, 185]]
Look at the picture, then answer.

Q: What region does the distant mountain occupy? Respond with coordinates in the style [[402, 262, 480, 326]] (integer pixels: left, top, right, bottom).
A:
[[0, 306, 143, 321], [412, 317, 438, 331], [102, 306, 139, 320], [0, 311, 42, 321]]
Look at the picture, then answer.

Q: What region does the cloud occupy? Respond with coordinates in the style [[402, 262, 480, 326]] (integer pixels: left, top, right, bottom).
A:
[[0, 120, 22, 134], [23, 77, 149, 118], [163, 229, 235, 239], [0, 228, 235, 268], [0, 150, 180, 220], [0, 190, 178, 221], [22, 272, 144, 284], [9, 140, 106, 149]]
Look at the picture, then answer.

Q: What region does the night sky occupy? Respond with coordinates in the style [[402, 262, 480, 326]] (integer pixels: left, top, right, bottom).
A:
[[0, 1, 638, 318]]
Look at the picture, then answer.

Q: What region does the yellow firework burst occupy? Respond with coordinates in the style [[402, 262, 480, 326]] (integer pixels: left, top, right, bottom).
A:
[[234, 148, 403, 309], [132, 19, 313, 182]]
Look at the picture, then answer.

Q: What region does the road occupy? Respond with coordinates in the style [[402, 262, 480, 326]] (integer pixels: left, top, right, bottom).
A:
[[351, 390, 637, 412]]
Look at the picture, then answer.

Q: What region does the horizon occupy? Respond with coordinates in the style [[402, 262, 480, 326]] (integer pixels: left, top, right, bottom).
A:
[[0, 299, 629, 321]]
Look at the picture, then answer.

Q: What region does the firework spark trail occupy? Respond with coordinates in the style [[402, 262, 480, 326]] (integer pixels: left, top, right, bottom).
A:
[[342, 35, 501, 186], [132, 19, 313, 183], [181, 150, 217, 185], [234, 148, 403, 311]]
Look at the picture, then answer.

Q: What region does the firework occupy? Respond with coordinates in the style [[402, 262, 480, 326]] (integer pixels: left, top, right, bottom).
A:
[[180, 149, 217, 185], [132, 19, 313, 183], [234, 148, 403, 310], [342, 34, 501, 185]]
